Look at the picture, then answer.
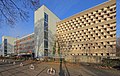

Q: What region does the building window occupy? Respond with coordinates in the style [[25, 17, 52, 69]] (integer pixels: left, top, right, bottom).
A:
[[44, 12, 48, 56], [106, 53, 109, 56], [44, 49, 48, 56], [44, 22, 48, 31], [4, 39, 7, 56], [101, 42, 103, 44], [104, 36, 106, 38], [110, 45, 113, 48], [44, 31, 48, 40], [44, 40, 48, 48], [4, 39, 7, 45], [44, 13, 48, 22], [111, 35, 113, 37]]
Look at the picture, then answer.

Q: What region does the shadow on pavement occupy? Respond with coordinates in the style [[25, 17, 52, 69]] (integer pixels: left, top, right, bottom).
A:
[[59, 58, 70, 76], [59, 58, 65, 76]]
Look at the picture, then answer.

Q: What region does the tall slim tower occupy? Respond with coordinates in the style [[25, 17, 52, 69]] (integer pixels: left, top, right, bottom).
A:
[[34, 5, 60, 58]]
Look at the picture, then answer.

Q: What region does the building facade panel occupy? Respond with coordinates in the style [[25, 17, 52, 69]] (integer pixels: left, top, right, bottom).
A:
[[14, 33, 35, 56], [57, 0, 116, 57], [2, 36, 16, 56], [34, 5, 60, 57]]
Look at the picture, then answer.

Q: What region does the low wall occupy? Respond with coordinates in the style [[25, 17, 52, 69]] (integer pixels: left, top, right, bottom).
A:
[[64, 55, 102, 63]]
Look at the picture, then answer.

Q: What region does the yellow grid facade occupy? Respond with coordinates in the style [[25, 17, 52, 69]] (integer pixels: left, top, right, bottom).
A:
[[57, 0, 116, 57]]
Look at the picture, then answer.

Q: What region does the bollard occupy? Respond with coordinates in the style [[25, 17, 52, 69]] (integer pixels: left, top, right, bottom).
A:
[[20, 63, 23, 66], [47, 67, 56, 75], [13, 62, 16, 65], [30, 64, 34, 70], [8, 61, 11, 64], [2, 60, 4, 62]]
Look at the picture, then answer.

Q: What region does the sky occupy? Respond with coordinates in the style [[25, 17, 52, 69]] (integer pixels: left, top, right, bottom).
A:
[[0, 0, 120, 43]]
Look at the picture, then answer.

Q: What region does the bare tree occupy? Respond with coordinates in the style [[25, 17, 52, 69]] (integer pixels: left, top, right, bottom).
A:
[[0, 0, 40, 26], [34, 18, 44, 57], [117, 36, 120, 56], [35, 18, 56, 57], [56, 34, 68, 57]]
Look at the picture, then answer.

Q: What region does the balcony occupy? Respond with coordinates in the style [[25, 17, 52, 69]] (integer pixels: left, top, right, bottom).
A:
[[107, 11, 111, 13], [98, 16, 102, 20], [93, 11, 97, 14], [104, 15, 107, 18], [101, 19, 105, 22], [98, 26, 102, 29], [86, 17, 89, 20], [93, 18, 96, 21], [82, 19, 84, 22], [96, 14, 99, 17], [107, 36, 110, 38], [104, 33, 107, 35], [80, 17, 83, 19], [110, 5, 116, 9], [110, 31, 116, 34], [72, 19, 76, 22], [104, 7, 108, 11], [88, 13, 92, 16], [98, 9, 102, 13], [110, 13, 116, 17], [101, 36, 104, 39], [101, 12, 104, 15], [86, 24, 89, 26], [84, 15, 87, 17], [91, 15, 94, 18], [66, 22, 69, 24], [107, 17, 111, 21], [107, 28, 111, 31], [110, 23, 116, 27], [90, 22, 94, 25], [96, 21, 99, 23]]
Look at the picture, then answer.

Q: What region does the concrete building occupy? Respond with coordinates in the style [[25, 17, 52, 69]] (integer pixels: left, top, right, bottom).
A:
[[0, 44, 3, 56], [2, 36, 16, 56], [14, 33, 34, 57], [57, 0, 116, 59], [34, 5, 60, 57]]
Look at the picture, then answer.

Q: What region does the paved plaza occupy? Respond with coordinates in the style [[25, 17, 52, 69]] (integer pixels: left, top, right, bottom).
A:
[[0, 59, 120, 76]]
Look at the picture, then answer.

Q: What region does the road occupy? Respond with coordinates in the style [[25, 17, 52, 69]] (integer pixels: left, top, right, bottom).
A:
[[0, 59, 120, 76]]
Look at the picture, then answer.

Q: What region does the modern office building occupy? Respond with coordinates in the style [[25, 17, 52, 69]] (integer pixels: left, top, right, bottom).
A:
[[34, 5, 60, 57], [2, 36, 16, 56], [14, 33, 35, 57], [57, 0, 116, 58]]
